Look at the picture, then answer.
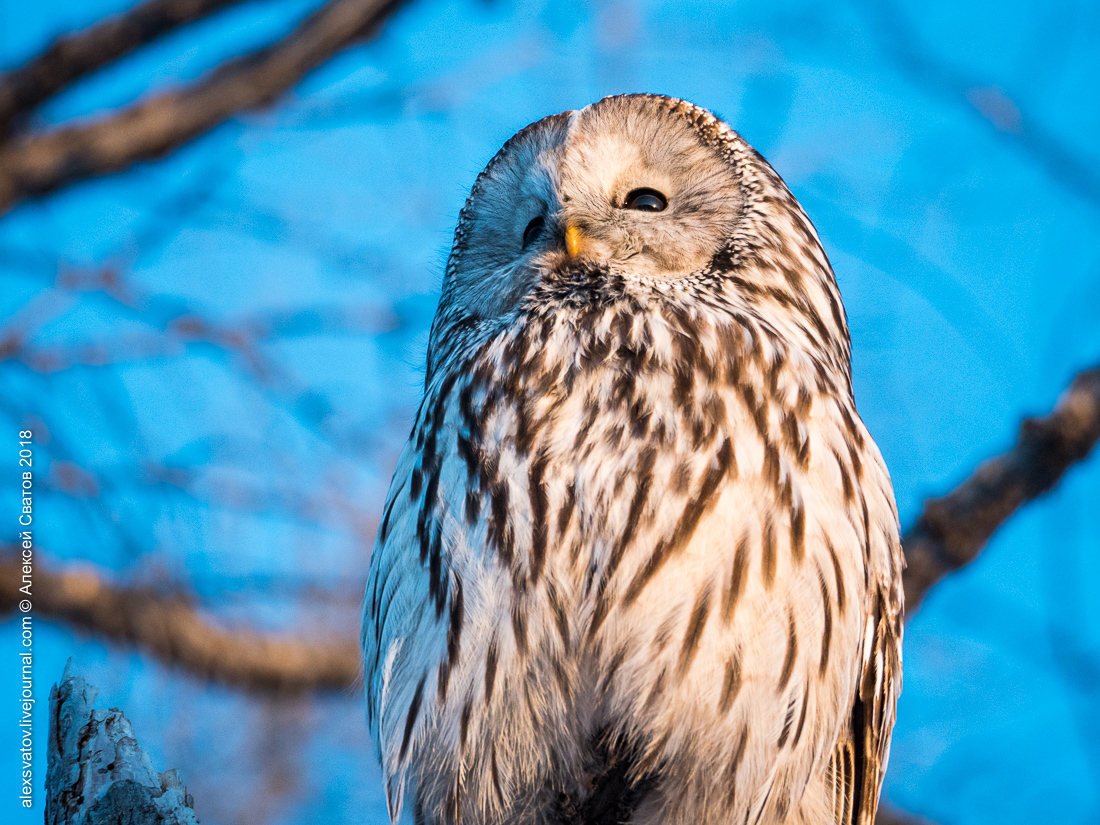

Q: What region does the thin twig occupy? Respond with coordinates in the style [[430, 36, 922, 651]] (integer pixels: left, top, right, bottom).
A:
[[0, 0, 408, 215], [902, 364, 1100, 611], [0, 0, 248, 134]]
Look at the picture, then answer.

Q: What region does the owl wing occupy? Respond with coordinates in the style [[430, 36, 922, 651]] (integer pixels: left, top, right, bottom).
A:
[[361, 367, 499, 821], [361, 433, 447, 821], [827, 584, 902, 825], [360, 434, 429, 730]]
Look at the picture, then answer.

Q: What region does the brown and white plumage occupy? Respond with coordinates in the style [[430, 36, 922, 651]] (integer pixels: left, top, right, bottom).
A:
[[362, 94, 903, 825]]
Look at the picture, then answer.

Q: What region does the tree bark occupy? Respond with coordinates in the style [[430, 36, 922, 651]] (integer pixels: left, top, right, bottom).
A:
[[47, 663, 199, 825]]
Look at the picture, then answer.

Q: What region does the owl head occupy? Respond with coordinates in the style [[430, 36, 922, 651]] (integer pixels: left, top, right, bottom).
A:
[[441, 95, 741, 316], [433, 94, 849, 378]]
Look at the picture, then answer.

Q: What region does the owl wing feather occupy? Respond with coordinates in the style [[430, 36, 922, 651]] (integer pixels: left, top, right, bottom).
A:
[[828, 583, 901, 825]]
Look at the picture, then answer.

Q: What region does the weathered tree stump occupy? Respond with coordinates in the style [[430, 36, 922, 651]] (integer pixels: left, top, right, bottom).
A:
[[46, 662, 199, 825]]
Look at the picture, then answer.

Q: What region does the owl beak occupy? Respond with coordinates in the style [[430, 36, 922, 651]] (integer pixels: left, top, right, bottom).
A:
[[564, 223, 587, 259]]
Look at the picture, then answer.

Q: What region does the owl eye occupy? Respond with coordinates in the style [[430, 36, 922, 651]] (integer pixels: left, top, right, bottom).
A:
[[522, 216, 545, 249], [623, 188, 668, 212]]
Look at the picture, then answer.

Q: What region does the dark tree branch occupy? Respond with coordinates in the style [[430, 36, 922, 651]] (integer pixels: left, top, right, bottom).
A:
[[0, 0, 408, 216], [0, 0, 249, 135], [1, 552, 360, 693], [903, 364, 1100, 611]]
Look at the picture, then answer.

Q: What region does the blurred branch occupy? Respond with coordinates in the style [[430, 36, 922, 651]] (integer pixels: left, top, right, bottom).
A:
[[903, 363, 1100, 611], [0, 258, 403, 461], [2, 295, 398, 376], [0, 0, 248, 135], [0, 0, 409, 216], [0, 550, 360, 693]]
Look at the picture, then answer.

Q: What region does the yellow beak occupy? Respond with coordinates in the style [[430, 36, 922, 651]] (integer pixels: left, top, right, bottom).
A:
[[565, 223, 586, 259]]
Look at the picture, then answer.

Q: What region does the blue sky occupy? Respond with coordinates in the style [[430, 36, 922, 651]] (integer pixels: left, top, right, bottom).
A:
[[1, 0, 1099, 822]]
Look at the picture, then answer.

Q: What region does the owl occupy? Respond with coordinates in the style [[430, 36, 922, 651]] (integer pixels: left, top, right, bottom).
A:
[[362, 94, 903, 825]]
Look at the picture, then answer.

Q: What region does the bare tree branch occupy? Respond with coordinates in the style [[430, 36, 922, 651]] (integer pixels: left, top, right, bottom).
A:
[[0, 0, 408, 216], [0, 0, 248, 135], [1, 551, 360, 692], [903, 363, 1100, 611]]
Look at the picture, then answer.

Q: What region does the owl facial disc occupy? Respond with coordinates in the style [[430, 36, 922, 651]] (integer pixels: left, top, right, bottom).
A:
[[446, 95, 745, 323]]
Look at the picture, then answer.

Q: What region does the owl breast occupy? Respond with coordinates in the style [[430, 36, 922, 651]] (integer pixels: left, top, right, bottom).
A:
[[364, 283, 898, 825]]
